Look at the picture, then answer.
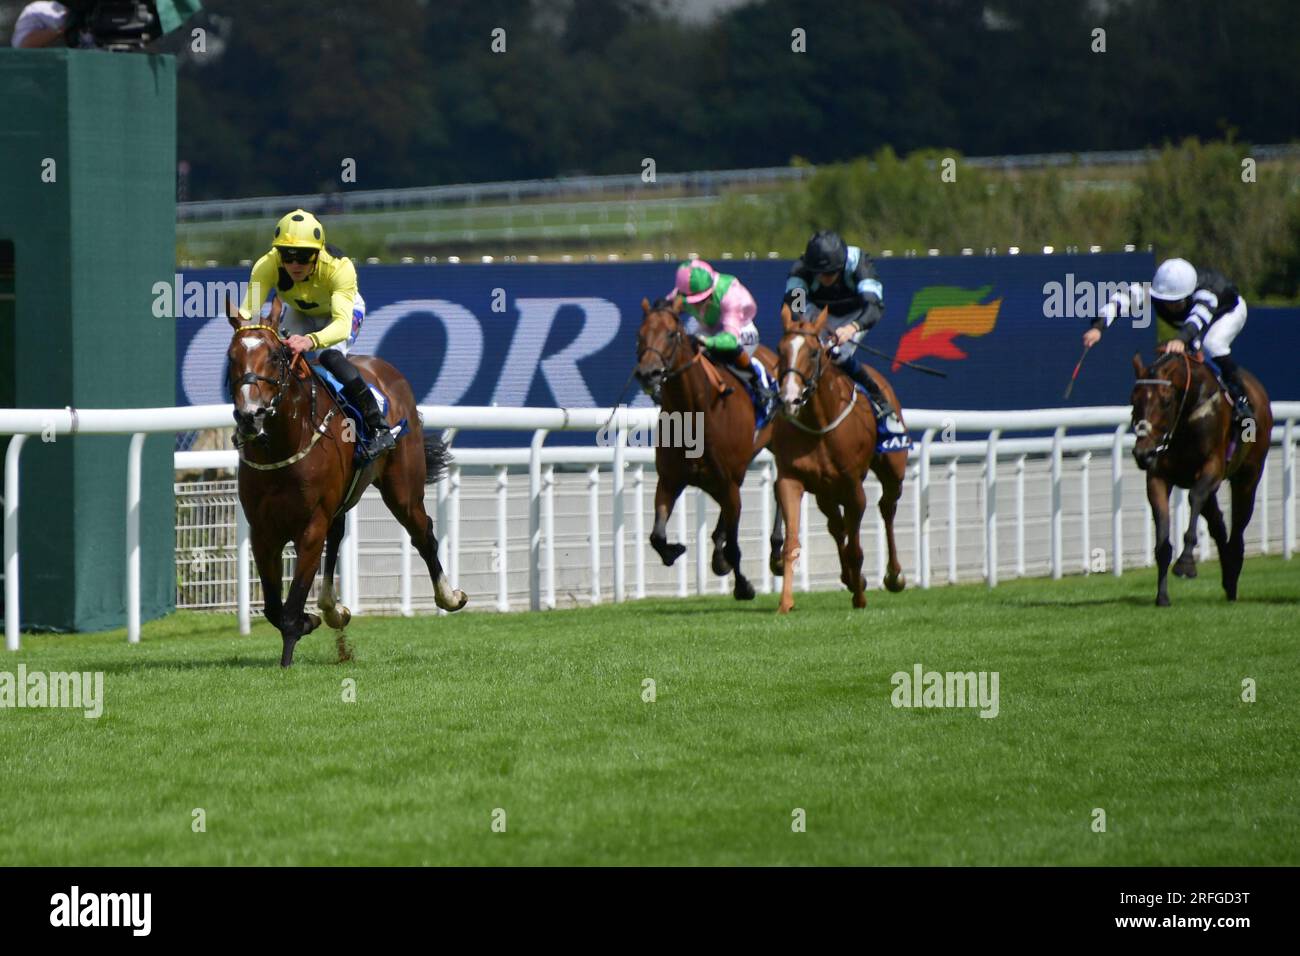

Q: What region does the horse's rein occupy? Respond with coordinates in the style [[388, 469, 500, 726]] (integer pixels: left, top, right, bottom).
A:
[[1134, 351, 1193, 456]]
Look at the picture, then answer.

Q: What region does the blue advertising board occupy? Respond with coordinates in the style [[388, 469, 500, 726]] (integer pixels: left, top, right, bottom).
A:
[[174, 254, 1297, 445]]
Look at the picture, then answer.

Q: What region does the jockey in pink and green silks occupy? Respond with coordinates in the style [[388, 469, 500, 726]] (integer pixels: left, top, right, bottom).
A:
[[669, 260, 761, 365]]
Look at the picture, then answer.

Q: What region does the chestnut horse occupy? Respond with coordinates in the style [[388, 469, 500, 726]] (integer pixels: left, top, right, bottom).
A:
[[226, 299, 468, 666], [1130, 348, 1271, 605], [769, 304, 907, 613], [633, 297, 779, 600]]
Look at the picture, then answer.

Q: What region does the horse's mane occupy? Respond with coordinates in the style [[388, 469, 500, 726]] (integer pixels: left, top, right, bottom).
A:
[[649, 296, 677, 313]]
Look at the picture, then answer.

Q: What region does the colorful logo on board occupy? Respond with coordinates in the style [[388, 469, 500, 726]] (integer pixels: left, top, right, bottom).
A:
[[892, 285, 1002, 371]]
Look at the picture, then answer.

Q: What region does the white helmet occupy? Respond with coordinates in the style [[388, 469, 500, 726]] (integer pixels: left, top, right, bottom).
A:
[[1150, 258, 1197, 301]]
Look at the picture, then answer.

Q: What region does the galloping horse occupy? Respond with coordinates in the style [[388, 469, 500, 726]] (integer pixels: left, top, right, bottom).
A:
[[226, 298, 467, 666], [633, 297, 779, 600], [769, 304, 907, 614], [1131, 348, 1271, 605]]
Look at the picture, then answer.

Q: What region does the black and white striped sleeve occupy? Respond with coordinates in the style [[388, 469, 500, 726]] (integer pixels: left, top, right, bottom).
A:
[[1178, 288, 1218, 343]]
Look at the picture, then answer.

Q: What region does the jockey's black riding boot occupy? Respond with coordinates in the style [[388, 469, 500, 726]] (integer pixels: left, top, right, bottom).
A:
[[1215, 354, 1253, 421], [344, 377, 396, 458], [320, 350, 396, 458], [831, 345, 904, 433]]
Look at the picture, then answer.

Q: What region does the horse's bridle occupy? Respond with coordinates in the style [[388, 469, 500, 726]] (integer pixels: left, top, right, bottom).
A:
[[231, 325, 295, 425], [229, 325, 340, 468], [779, 328, 829, 411], [1134, 351, 1193, 457], [637, 313, 698, 397]]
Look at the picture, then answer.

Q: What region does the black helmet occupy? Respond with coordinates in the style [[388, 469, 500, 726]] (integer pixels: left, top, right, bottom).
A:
[[804, 230, 847, 273]]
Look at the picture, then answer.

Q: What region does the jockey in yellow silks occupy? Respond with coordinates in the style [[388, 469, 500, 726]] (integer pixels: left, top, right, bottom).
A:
[[238, 209, 395, 458]]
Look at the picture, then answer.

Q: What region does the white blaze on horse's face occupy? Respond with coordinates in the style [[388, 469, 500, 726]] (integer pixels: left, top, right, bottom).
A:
[[234, 336, 270, 417], [781, 335, 805, 407]]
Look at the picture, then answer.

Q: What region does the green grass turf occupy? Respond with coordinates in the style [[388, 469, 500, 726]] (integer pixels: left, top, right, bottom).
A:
[[2, 556, 1297, 866]]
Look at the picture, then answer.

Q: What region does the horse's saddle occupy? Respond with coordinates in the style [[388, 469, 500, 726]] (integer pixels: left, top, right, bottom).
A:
[[310, 363, 407, 462], [844, 379, 912, 454]]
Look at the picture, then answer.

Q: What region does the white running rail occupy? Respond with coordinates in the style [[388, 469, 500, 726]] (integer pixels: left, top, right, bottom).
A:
[[4, 403, 1298, 650]]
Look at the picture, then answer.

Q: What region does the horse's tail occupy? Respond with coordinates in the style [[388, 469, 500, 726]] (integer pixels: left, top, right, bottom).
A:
[[423, 433, 452, 484]]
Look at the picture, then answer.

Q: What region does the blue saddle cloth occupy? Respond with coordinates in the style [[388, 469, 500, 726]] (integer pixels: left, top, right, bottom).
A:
[[747, 361, 776, 431], [311, 364, 407, 462], [849, 380, 912, 454]]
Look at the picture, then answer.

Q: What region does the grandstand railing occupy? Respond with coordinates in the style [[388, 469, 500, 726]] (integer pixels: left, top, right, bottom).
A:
[[4, 403, 1298, 651]]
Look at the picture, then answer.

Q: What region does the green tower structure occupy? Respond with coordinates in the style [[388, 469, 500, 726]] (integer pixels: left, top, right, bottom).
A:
[[0, 49, 176, 632]]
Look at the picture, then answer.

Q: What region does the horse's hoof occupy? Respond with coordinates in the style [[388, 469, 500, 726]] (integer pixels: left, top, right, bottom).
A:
[[769, 555, 784, 577], [852, 592, 867, 609], [322, 604, 351, 630], [776, 601, 794, 615], [733, 578, 756, 601], [1156, 594, 1170, 607], [1172, 560, 1197, 579], [436, 588, 469, 612], [302, 613, 322, 636], [660, 543, 687, 567], [884, 573, 906, 593], [712, 552, 733, 576]]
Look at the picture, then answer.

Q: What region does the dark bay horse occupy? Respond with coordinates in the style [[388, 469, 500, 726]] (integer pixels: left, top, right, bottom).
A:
[[769, 304, 907, 614], [633, 297, 779, 600], [1131, 349, 1272, 605], [226, 299, 468, 666]]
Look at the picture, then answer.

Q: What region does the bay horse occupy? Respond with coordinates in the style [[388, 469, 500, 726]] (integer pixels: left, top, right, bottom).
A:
[[226, 298, 468, 667], [769, 304, 907, 614], [1130, 348, 1271, 605], [633, 297, 779, 600]]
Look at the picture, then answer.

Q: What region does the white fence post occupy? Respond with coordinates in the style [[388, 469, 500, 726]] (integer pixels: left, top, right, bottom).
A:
[[236, 494, 251, 633], [1112, 425, 1124, 577], [919, 429, 934, 589], [613, 419, 626, 603], [760, 460, 773, 594], [1051, 426, 1064, 579], [1079, 451, 1091, 575], [675, 501, 688, 596], [695, 488, 708, 595], [633, 463, 646, 599], [947, 458, 959, 585], [985, 430, 999, 587], [1015, 454, 1026, 578], [399, 530, 412, 617], [910, 462, 921, 585], [126, 433, 145, 644], [1259, 459, 1269, 555], [5, 434, 27, 652], [588, 465, 601, 604], [344, 506, 361, 614], [543, 463, 556, 609], [1284, 418, 1295, 559], [528, 429, 548, 611], [495, 465, 509, 612]]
